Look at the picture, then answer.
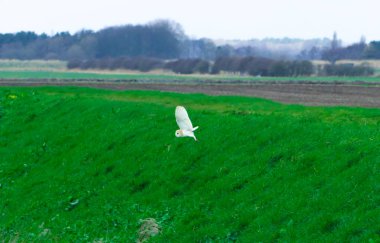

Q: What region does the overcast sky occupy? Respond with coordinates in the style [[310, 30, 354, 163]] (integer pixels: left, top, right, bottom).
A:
[[0, 0, 378, 43]]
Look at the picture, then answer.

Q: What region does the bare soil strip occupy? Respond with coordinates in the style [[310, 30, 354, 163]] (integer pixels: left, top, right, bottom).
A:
[[1, 80, 380, 108]]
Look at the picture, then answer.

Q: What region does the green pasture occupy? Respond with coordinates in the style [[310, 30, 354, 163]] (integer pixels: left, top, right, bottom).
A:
[[1, 70, 380, 83], [0, 87, 379, 242]]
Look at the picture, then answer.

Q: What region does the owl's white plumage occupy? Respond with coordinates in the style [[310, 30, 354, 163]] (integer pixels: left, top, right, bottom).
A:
[[175, 106, 198, 140], [175, 106, 194, 131]]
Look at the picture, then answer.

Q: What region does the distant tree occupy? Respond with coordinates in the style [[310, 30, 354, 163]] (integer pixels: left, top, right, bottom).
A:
[[339, 42, 366, 59], [164, 59, 209, 74], [364, 41, 380, 59], [194, 60, 210, 73], [292, 61, 314, 76], [322, 32, 343, 63], [234, 46, 256, 57], [210, 56, 313, 76], [324, 64, 374, 76], [331, 32, 340, 50], [215, 45, 234, 58], [1, 22, 378, 62], [269, 61, 291, 76], [297, 46, 322, 60], [68, 57, 165, 72], [66, 45, 86, 60], [181, 38, 216, 59], [246, 57, 273, 76], [95, 21, 182, 59], [67, 59, 82, 69]]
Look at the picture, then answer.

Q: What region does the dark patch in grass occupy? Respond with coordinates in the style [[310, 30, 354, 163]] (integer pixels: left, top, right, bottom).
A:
[[271, 232, 281, 242], [295, 159, 316, 175], [121, 134, 136, 144], [113, 171, 123, 179], [183, 160, 199, 172], [9, 166, 27, 178], [181, 210, 209, 228], [176, 175, 195, 187], [228, 110, 251, 115], [237, 219, 250, 232], [24, 113, 37, 123], [130, 181, 150, 194], [218, 167, 230, 176], [348, 228, 364, 239], [322, 219, 340, 233], [346, 152, 364, 169], [346, 157, 360, 169], [169, 189, 184, 197], [105, 165, 115, 174], [315, 180, 325, 189], [82, 153, 96, 164], [268, 154, 284, 168], [273, 214, 292, 225], [206, 174, 218, 182], [134, 169, 143, 177], [3, 200, 9, 208], [232, 179, 249, 192], [107, 142, 116, 151]]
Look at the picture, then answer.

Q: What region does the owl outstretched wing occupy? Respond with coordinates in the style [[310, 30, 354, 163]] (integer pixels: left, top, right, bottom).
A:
[[175, 106, 194, 131]]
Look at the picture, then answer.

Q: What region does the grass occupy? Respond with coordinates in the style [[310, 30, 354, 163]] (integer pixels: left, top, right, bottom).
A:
[[0, 87, 379, 242], [1, 70, 380, 83]]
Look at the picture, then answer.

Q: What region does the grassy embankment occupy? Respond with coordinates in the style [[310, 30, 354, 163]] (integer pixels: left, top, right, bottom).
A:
[[0, 87, 379, 241]]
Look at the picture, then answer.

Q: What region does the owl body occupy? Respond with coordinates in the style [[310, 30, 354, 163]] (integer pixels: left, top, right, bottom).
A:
[[175, 106, 198, 141]]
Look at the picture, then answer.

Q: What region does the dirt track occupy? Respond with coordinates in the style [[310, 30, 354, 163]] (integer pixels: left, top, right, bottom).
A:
[[1, 80, 380, 108]]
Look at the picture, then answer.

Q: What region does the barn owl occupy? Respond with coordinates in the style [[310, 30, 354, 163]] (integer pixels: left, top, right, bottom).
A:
[[175, 106, 199, 141]]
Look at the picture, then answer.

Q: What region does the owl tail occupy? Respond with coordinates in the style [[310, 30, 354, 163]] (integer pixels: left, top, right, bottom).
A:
[[192, 126, 199, 132]]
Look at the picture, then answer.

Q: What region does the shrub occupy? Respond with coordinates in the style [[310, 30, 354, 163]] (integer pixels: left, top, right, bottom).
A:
[[324, 64, 374, 76], [67, 57, 164, 72], [212, 57, 313, 76], [164, 59, 210, 74], [67, 59, 81, 69]]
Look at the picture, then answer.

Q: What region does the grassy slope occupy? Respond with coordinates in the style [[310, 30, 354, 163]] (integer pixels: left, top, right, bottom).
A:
[[0, 87, 379, 242], [1, 70, 380, 83]]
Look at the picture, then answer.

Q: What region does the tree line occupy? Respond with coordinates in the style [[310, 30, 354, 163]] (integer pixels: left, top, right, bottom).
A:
[[67, 56, 374, 76], [0, 20, 184, 60], [1, 22, 380, 61], [300, 33, 380, 61]]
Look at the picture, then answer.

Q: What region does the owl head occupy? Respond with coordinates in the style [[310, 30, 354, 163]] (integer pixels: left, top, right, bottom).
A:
[[175, 129, 184, 137]]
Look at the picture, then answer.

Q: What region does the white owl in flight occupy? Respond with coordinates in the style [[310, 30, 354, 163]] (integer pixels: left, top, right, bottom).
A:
[[175, 106, 199, 141]]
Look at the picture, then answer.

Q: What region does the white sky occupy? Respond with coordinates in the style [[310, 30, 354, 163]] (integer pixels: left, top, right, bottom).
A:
[[0, 0, 378, 43]]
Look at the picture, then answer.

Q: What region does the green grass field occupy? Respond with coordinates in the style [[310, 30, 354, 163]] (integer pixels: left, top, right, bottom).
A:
[[1, 70, 380, 83], [0, 87, 379, 242]]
